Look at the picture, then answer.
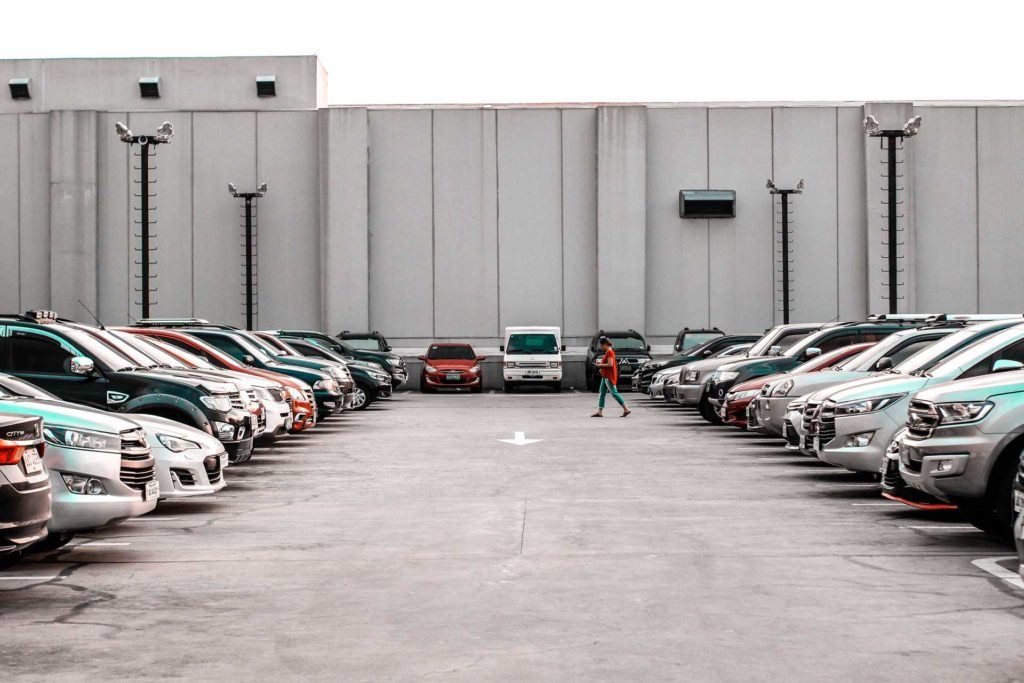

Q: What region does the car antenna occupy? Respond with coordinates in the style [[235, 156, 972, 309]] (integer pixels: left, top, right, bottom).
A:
[[78, 299, 106, 330]]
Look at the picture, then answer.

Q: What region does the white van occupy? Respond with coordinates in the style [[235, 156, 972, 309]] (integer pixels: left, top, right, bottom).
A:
[[501, 326, 565, 393]]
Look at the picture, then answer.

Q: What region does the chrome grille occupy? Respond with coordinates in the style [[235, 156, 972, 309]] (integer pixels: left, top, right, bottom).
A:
[[802, 400, 822, 435], [817, 401, 837, 444], [518, 362, 548, 368], [229, 391, 244, 409], [120, 428, 150, 460], [171, 468, 196, 486], [906, 400, 939, 440], [120, 463, 155, 490], [203, 455, 223, 485]]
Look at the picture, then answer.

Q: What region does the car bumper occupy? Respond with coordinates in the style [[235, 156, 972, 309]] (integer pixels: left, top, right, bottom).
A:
[[817, 413, 901, 474], [156, 448, 228, 499], [504, 370, 563, 382], [424, 374, 482, 389], [671, 382, 705, 406], [47, 468, 157, 533], [896, 429, 1003, 501], [314, 390, 345, 417], [751, 396, 790, 437], [721, 397, 753, 427], [0, 479, 52, 552]]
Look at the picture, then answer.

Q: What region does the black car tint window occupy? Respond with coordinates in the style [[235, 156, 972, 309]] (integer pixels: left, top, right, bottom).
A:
[[886, 338, 937, 366], [203, 334, 247, 359], [816, 333, 860, 354], [10, 331, 74, 374], [960, 338, 1024, 379], [428, 346, 476, 360]]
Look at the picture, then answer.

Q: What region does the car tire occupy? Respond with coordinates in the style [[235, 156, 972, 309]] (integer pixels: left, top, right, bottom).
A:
[[956, 457, 1017, 537], [699, 395, 723, 425], [351, 384, 372, 410], [420, 380, 434, 394], [551, 382, 562, 393], [585, 372, 597, 392], [471, 383, 483, 394], [503, 381, 514, 394], [32, 531, 75, 553]]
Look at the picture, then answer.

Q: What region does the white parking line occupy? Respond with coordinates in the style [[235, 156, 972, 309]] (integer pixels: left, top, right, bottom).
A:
[[814, 483, 879, 489], [74, 542, 131, 547], [0, 576, 63, 581], [972, 556, 1024, 590], [124, 517, 181, 522], [903, 525, 982, 532]]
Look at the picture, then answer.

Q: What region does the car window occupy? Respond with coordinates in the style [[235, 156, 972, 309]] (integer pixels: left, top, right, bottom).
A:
[[959, 338, 1024, 380], [506, 333, 558, 355], [886, 338, 939, 367], [201, 334, 249, 360], [291, 341, 332, 360], [857, 331, 893, 344], [344, 338, 382, 351], [816, 332, 861, 354], [607, 336, 646, 351], [428, 345, 476, 360], [9, 330, 76, 374]]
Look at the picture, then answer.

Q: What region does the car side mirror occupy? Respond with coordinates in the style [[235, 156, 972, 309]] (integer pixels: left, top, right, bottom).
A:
[[646, 344, 651, 351], [384, 345, 392, 352], [418, 355, 427, 361], [68, 356, 95, 376], [874, 357, 893, 371], [703, 349, 712, 356], [993, 359, 1024, 373], [768, 345, 782, 356], [804, 347, 821, 359], [499, 345, 505, 352], [242, 354, 255, 365]]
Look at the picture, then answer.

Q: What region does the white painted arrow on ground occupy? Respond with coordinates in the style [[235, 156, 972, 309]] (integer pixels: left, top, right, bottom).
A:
[[499, 431, 542, 446]]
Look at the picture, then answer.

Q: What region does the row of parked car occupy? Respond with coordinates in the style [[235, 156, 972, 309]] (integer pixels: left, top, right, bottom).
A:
[[0, 312, 408, 566], [631, 314, 1024, 577]]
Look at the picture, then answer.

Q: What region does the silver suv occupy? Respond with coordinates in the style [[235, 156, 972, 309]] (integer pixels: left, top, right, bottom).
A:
[[803, 320, 1024, 473], [894, 366, 1024, 535]]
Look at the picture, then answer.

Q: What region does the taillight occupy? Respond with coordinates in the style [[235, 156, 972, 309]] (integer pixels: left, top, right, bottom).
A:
[[0, 440, 24, 465]]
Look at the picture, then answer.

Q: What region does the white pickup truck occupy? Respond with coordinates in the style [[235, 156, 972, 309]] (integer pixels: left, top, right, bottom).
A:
[[501, 326, 565, 393]]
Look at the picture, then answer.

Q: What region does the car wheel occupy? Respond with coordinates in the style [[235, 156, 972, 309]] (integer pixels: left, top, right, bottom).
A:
[[551, 382, 562, 393], [699, 396, 723, 425], [31, 531, 74, 553], [503, 381, 514, 394], [957, 457, 1017, 537], [420, 379, 433, 394], [471, 383, 483, 394], [0, 550, 22, 569], [351, 385, 371, 410]]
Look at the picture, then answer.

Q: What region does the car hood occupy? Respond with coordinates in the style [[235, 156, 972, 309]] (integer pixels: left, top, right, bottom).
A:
[[126, 368, 227, 391], [821, 373, 928, 404], [732, 373, 785, 394], [680, 356, 748, 375], [0, 397, 138, 434], [914, 370, 1024, 404], [425, 359, 477, 369], [775, 370, 875, 399], [129, 413, 223, 450]]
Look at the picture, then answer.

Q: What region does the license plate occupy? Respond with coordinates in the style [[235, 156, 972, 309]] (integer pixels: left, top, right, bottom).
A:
[[144, 480, 160, 501], [22, 447, 42, 474], [525, 373, 542, 379]]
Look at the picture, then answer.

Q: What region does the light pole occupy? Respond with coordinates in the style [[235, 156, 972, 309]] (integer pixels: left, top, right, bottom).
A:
[[767, 178, 804, 324], [863, 114, 922, 314], [228, 182, 268, 330], [115, 121, 173, 319]]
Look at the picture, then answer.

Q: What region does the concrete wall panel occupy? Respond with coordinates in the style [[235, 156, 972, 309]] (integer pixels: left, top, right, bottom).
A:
[[978, 107, 1024, 311], [368, 110, 434, 338], [96, 112, 129, 323], [257, 110, 321, 329], [645, 107, 709, 336], [496, 110, 563, 330], [708, 108, 774, 333], [0, 116, 19, 312], [319, 107, 369, 334], [192, 112, 255, 328], [561, 108, 598, 340], [772, 107, 839, 323], [432, 109, 499, 338], [18, 114, 51, 312], [913, 107, 978, 313], [836, 107, 868, 319]]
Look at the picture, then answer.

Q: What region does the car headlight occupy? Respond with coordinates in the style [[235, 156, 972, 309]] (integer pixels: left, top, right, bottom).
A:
[[549, 361, 561, 369], [935, 401, 994, 424], [728, 389, 759, 400], [425, 364, 438, 373], [470, 365, 481, 374], [157, 433, 203, 453], [834, 394, 907, 416], [313, 379, 339, 392], [683, 370, 700, 383], [505, 362, 516, 369], [287, 386, 305, 402], [386, 357, 399, 366], [773, 379, 795, 397], [328, 367, 345, 381], [44, 426, 121, 452], [716, 371, 739, 382], [200, 394, 233, 412]]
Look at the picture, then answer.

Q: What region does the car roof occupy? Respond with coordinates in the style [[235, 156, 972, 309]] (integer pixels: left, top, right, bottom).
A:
[[429, 342, 473, 347]]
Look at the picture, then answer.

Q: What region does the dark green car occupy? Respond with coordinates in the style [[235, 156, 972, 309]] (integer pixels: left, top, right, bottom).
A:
[[272, 330, 408, 388], [0, 312, 256, 461], [273, 337, 392, 410]]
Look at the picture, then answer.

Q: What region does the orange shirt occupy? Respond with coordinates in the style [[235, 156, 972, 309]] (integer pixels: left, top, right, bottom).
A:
[[600, 348, 618, 383]]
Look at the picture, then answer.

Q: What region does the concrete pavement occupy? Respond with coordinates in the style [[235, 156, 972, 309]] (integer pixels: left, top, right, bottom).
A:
[[1, 391, 1021, 680]]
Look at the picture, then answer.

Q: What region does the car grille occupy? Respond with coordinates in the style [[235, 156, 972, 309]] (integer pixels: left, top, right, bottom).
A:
[[518, 362, 548, 368], [171, 468, 196, 486], [304, 388, 317, 421], [203, 455, 223, 485], [120, 428, 149, 460], [229, 391, 244, 409], [120, 463, 155, 490], [746, 402, 759, 428], [817, 401, 837, 444], [119, 427, 154, 490], [906, 400, 939, 440], [802, 400, 822, 435], [783, 419, 799, 446]]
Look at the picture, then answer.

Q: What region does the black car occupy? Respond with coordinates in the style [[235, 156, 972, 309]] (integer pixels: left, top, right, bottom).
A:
[[0, 312, 256, 461], [672, 327, 725, 354], [270, 337, 392, 410], [274, 329, 408, 387], [584, 330, 652, 391], [703, 318, 927, 412], [337, 330, 391, 352], [0, 413, 50, 565], [631, 334, 761, 393]]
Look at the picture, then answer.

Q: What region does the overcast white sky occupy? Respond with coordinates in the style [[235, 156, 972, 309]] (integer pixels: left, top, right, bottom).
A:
[[4, 0, 1020, 105]]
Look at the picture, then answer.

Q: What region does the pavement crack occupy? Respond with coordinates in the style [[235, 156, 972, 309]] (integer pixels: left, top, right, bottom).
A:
[[519, 497, 528, 556]]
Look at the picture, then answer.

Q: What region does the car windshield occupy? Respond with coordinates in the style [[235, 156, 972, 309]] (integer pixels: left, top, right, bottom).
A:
[[895, 326, 1012, 375], [428, 345, 476, 360], [109, 331, 190, 369], [506, 333, 558, 355], [142, 336, 219, 370], [607, 336, 646, 351], [678, 332, 722, 351], [83, 328, 161, 369], [344, 337, 383, 351], [257, 334, 298, 356], [55, 326, 140, 371], [747, 327, 813, 357], [0, 375, 57, 400]]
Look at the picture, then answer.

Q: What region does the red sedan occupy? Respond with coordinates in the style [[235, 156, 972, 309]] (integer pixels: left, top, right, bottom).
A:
[[419, 343, 485, 393], [720, 343, 874, 429]]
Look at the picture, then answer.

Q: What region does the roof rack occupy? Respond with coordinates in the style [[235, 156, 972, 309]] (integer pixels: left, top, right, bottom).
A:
[[133, 317, 239, 330], [923, 313, 1024, 322]]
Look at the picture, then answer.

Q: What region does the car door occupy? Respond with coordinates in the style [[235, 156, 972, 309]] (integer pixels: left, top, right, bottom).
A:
[[4, 325, 109, 408]]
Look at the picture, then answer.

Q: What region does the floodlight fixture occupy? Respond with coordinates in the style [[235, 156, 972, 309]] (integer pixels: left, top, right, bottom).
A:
[[863, 115, 880, 135], [903, 115, 922, 137]]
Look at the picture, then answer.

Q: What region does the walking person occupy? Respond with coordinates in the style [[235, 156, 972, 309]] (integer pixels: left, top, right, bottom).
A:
[[591, 337, 631, 418]]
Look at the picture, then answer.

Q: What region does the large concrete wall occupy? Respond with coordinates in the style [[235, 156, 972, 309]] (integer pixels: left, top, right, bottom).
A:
[[3, 96, 1024, 346]]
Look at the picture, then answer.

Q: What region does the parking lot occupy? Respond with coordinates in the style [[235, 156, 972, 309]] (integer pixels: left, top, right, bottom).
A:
[[1, 391, 1020, 679]]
